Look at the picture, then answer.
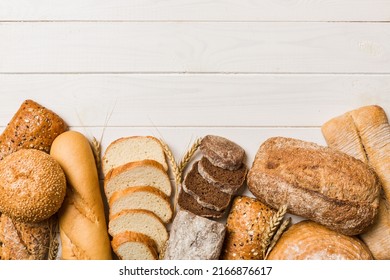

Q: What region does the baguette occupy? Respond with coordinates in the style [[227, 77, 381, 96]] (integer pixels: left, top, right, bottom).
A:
[[50, 131, 112, 260], [247, 137, 380, 235]]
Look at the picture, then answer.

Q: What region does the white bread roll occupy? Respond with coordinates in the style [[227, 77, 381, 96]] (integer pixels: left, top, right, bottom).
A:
[[50, 131, 112, 260]]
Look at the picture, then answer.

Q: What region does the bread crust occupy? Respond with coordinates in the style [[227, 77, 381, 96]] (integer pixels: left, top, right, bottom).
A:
[[111, 231, 158, 260], [247, 137, 380, 235], [50, 131, 112, 260]]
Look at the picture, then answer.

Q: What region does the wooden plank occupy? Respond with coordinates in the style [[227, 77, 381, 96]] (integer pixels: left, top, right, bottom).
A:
[[0, 0, 389, 22], [0, 22, 389, 73], [0, 74, 389, 127]]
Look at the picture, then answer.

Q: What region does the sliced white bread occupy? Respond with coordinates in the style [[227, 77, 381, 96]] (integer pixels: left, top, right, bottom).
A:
[[109, 186, 173, 224], [102, 136, 168, 176], [109, 209, 168, 253], [104, 160, 172, 201], [111, 231, 158, 260]]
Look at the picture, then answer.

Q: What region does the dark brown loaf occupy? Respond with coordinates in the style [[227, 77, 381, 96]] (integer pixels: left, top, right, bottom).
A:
[[221, 196, 276, 260], [198, 157, 247, 194], [247, 137, 380, 236], [200, 135, 245, 170], [0, 99, 68, 161]]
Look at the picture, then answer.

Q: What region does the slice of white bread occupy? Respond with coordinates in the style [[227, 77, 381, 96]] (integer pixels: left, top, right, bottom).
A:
[[109, 209, 168, 253], [111, 231, 158, 260], [104, 160, 172, 201], [102, 136, 168, 176], [109, 186, 173, 224]]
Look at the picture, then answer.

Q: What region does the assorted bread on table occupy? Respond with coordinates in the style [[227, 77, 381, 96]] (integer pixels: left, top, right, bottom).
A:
[[0, 99, 389, 260]]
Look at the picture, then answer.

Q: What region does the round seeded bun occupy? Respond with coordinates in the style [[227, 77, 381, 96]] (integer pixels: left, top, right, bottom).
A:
[[0, 149, 66, 223]]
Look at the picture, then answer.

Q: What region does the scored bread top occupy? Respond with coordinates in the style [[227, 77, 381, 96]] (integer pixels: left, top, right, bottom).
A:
[[102, 136, 168, 176], [104, 159, 172, 200], [109, 186, 173, 223]]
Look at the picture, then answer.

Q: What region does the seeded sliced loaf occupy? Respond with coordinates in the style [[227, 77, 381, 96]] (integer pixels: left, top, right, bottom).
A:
[[177, 187, 224, 219], [109, 186, 173, 224], [221, 196, 276, 260], [102, 136, 168, 176], [200, 135, 245, 170], [111, 231, 158, 260], [108, 209, 168, 253], [198, 157, 247, 194], [164, 210, 226, 260], [182, 161, 232, 211], [104, 160, 172, 201]]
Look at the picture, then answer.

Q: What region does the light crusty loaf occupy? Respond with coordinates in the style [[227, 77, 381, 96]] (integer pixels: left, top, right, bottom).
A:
[[111, 231, 158, 260], [221, 196, 276, 260], [109, 209, 168, 253], [50, 131, 112, 260], [102, 136, 168, 176], [200, 135, 245, 170], [164, 210, 226, 260], [247, 137, 380, 236], [0, 215, 55, 260], [267, 220, 373, 260], [198, 157, 247, 194], [0, 99, 68, 161], [182, 161, 232, 211], [322, 105, 390, 259], [0, 149, 66, 223], [109, 186, 173, 224], [104, 160, 172, 201]]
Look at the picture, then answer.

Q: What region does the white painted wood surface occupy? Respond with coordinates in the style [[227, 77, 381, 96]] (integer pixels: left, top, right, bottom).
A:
[[0, 1, 389, 264]]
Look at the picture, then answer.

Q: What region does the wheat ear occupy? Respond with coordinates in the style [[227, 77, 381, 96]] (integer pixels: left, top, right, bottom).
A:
[[91, 137, 102, 174], [261, 204, 288, 258], [178, 137, 202, 174], [48, 217, 59, 260], [265, 217, 291, 259]]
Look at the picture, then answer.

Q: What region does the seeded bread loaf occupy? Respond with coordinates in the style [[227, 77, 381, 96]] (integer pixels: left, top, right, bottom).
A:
[[109, 186, 173, 224], [164, 210, 226, 260], [111, 231, 158, 260], [182, 161, 232, 211], [221, 196, 276, 260], [200, 135, 245, 170], [267, 220, 373, 260], [0, 99, 67, 161], [198, 157, 247, 194], [109, 209, 168, 253], [247, 137, 380, 235], [104, 160, 172, 201], [322, 105, 390, 259], [102, 136, 168, 176]]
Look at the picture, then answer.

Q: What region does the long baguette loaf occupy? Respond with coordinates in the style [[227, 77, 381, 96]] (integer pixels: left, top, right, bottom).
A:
[[322, 105, 390, 259], [50, 131, 112, 260], [247, 137, 380, 236]]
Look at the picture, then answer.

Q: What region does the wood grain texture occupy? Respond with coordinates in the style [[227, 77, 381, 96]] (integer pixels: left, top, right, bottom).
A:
[[0, 74, 388, 127], [0, 22, 389, 73], [1, 0, 390, 21]]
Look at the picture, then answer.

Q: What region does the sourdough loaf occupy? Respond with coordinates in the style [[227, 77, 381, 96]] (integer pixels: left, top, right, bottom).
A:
[[104, 160, 172, 201], [221, 196, 275, 260], [198, 157, 247, 194], [109, 186, 173, 224], [322, 105, 390, 259], [0, 149, 66, 223], [0, 99, 67, 161], [164, 210, 226, 260], [267, 220, 373, 260], [111, 231, 158, 260], [109, 209, 168, 253], [200, 135, 245, 170], [102, 136, 168, 176], [247, 137, 380, 235]]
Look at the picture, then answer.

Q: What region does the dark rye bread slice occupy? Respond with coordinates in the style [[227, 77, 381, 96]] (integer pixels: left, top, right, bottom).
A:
[[182, 161, 232, 211], [200, 135, 245, 170], [177, 187, 224, 219], [198, 157, 247, 195]]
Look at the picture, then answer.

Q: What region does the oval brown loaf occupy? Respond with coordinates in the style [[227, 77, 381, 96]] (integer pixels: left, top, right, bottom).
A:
[[0, 149, 67, 223], [247, 137, 381, 236], [267, 220, 373, 260], [221, 196, 276, 260]]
